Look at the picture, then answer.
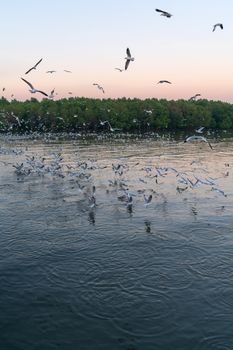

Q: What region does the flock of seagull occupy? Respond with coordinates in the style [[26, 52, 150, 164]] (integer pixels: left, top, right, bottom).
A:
[[0, 7, 225, 150]]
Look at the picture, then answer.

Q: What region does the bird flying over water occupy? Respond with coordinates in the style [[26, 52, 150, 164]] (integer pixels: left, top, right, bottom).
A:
[[125, 48, 135, 70], [155, 9, 172, 18], [184, 135, 213, 149], [213, 23, 223, 32], [21, 77, 48, 96], [157, 80, 172, 84], [93, 83, 105, 94], [25, 58, 43, 75]]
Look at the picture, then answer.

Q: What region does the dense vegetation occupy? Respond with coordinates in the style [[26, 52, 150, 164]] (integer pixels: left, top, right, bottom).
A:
[[0, 96, 233, 133]]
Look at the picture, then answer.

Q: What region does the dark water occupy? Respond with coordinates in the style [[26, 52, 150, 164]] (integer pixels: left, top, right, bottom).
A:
[[1, 134, 233, 350]]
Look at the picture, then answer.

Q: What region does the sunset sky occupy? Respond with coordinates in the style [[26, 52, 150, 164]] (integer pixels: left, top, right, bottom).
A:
[[1, 0, 233, 102]]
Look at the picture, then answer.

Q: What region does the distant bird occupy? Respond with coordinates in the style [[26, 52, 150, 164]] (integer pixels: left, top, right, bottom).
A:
[[144, 194, 153, 207], [125, 48, 135, 70], [213, 23, 223, 32], [68, 91, 73, 95], [2, 87, 5, 92], [25, 58, 43, 75], [93, 83, 105, 94], [46, 70, 56, 74], [157, 80, 172, 84], [189, 93, 201, 101], [195, 126, 205, 134], [21, 78, 48, 97], [115, 68, 124, 72], [155, 9, 172, 18], [64, 70, 72, 73], [184, 135, 213, 149], [48, 88, 55, 99]]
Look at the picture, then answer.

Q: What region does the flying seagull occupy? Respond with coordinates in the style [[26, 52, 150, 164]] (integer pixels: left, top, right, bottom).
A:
[[64, 70, 72, 73], [21, 78, 48, 96], [93, 83, 105, 94], [155, 9, 172, 18], [213, 23, 223, 32], [195, 126, 205, 134], [184, 135, 213, 149], [46, 70, 56, 74], [48, 88, 55, 99], [25, 58, 43, 75], [125, 48, 135, 70], [157, 80, 172, 84], [189, 93, 201, 101]]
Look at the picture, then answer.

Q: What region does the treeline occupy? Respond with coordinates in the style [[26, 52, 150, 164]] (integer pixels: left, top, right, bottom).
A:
[[0, 96, 233, 133]]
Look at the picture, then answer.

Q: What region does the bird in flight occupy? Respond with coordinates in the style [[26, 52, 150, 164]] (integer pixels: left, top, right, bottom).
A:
[[25, 58, 43, 75], [48, 88, 55, 99], [213, 23, 223, 32], [157, 80, 172, 84], [125, 48, 135, 70], [195, 126, 205, 134], [115, 68, 124, 72], [64, 70, 72, 73], [155, 9, 172, 18], [184, 135, 213, 149], [189, 93, 201, 101], [93, 83, 105, 94], [46, 70, 56, 74], [21, 78, 48, 96]]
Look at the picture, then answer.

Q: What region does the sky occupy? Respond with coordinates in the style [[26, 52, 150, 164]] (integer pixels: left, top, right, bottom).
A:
[[1, 0, 233, 102]]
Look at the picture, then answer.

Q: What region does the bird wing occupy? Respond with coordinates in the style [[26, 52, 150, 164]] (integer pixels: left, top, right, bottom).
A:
[[25, 67, 34, 75], [37, 90, 48, 97], [220, 24, 223, 29], [125, 59, 130, 70], [155, 8, 165, 14], [126, 48, 131, 58], [21, 77, 34, 89], [34, 58, 43, 68]]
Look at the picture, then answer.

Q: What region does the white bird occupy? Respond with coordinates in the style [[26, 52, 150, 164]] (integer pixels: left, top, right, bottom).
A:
[[48, 88, 55, 99], [157, 80, 172, 84], [213, 23, 223, 32], [184, 135, 213, 149], [189, 93, 201, 101], [125, 48, 135, 70], [195, 126, 205, 134], [25, 58, 43, 75], [21, 78, 48, 97], [144, 194, 152, 207], [155, 9, 172, 18], [93, 83, 105, 94]]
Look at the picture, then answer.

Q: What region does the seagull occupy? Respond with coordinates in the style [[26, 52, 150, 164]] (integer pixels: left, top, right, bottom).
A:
[[155, 9, 172, 18], [64, 70, 72, 73], [195, 126, 205, 134], [184, 135, 213, 149], [189, 93, 201, 101], [144, 194, 152, 207], [46, 70, 56, 74], [25, 58, 43, 75], [157, 80, 172, 84], [21, 78, 48, 96], [125, 48, 135, 70], [48, 88, 55, 99], [115, 68, 124, 72], [213, 23, 223, 32], [93, 83, 105, 94]]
